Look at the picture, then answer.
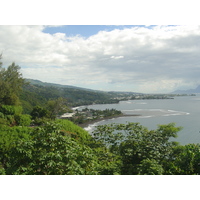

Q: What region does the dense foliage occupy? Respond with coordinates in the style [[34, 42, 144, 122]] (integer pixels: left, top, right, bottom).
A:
[[1, 118, 200, 175], [0, 120, 121, 175]]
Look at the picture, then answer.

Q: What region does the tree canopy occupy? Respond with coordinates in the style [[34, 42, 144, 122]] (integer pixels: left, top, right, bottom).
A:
[[0, 59, 25, 105], [93, 122, 183, 174]]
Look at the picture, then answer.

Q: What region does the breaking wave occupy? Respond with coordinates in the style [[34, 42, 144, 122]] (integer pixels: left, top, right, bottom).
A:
[[122, 109, 190, 117]]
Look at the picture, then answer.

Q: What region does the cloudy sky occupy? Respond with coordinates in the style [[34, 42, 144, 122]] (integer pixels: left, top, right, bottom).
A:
[[1, 25, 200, 93]]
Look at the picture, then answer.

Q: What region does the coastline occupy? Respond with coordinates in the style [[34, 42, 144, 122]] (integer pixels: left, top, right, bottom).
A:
[[78, 113, 141, 128]]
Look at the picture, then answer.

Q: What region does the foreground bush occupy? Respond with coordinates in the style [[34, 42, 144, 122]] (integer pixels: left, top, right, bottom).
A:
[[1, 119, 200, 175], [1, 120, 119, 175]]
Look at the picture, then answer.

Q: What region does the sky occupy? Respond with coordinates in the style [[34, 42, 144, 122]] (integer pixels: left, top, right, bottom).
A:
[[1, 25, 200, 93], [1, 0, 200, 94]]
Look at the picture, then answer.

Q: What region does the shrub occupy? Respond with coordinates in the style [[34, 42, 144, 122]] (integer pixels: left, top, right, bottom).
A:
[[7, 122, 100, 175], [30, 106, 49, 120], [5, 115, 15, 126], [56, 119, 92, 142], [13, 106, 23, 115], [0, 105, 15, 115], [14, 114, 32, 126], [0, 118, 9, 126], [0, 112, 4, 119], [0, 105, 23, 115], [0, 164, 6, 175]]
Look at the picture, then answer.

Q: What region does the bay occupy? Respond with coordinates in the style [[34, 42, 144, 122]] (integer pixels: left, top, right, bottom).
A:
[[79, 95, 200, 145]]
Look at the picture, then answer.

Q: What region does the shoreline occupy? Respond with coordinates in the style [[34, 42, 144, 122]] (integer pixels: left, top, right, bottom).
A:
[[78, 113, 142, 128]]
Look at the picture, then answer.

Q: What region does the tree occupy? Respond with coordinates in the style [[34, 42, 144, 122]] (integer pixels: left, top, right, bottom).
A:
[[92, 122, 182, 175], [0, 61, 25, 105], [137, 159, 164, 175], [30, 106, 49, 120], [14, 114, 32, 126], [165, 144, 200, 175], [47, 97, 71, 119], [0, 54, 2, 67]]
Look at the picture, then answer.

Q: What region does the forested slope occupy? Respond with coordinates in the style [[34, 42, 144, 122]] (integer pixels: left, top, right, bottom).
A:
[[20, 80, 119, 114]]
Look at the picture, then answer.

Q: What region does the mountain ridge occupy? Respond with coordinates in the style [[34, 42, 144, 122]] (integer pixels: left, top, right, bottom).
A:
[[25, 78, 141, 95], [172, 85, 200, 94], [26, 79, 96, 92]]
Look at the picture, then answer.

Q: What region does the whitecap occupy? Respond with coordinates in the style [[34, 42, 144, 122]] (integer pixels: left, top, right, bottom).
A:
[[84, 126, 93, 131], [84, 122, 100, 132]]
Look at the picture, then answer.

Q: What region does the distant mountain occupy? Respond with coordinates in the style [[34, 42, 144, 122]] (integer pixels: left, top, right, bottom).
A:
[[172, 85, 200, 94]]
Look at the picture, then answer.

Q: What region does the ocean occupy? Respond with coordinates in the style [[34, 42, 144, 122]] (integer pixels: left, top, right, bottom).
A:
[[77, 95, 200, 145]]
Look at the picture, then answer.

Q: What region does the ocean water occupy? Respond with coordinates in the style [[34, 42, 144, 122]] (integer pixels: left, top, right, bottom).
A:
[[79, 95, 200, 145]]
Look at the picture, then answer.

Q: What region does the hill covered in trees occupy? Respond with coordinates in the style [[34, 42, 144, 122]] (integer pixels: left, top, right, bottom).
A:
[[1, 57, 200, 175], [20, 78, 176, 114], [20, 79, 121, 114]]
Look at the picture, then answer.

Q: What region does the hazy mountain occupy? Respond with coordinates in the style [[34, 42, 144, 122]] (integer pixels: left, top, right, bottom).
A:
[[172, 85, 200, 94]]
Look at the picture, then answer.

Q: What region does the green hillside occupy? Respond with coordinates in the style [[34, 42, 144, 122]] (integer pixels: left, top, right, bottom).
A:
[[26, 78, 95, 91], [20, 79, 119, 114]]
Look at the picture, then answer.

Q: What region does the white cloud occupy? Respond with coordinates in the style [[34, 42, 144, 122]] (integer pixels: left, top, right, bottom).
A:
[[1, 25, 200, 93], [111, 56, 124, 59]]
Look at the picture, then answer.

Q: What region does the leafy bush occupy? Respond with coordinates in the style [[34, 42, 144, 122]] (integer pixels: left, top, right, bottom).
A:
[[2, 117, 200, 175], [0, 126, 31, 152], [93, 122, 182, 175], [0, 105, 15, 115], [0, 118, 9, 126], [0, 105, 23, 115], [0, 125, 32, 172], [137, 159, 164, 175], [6, 121, 101, 175], [0, 164, 5, 175], [30, 106, 49, 120], [5, 115, 15, 126], [13, 106, 23, 115], [0, 112, 4, 118], [56, 119, 91, 142], [33, 117, 51, 126], [14, 114, 31, 126]]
